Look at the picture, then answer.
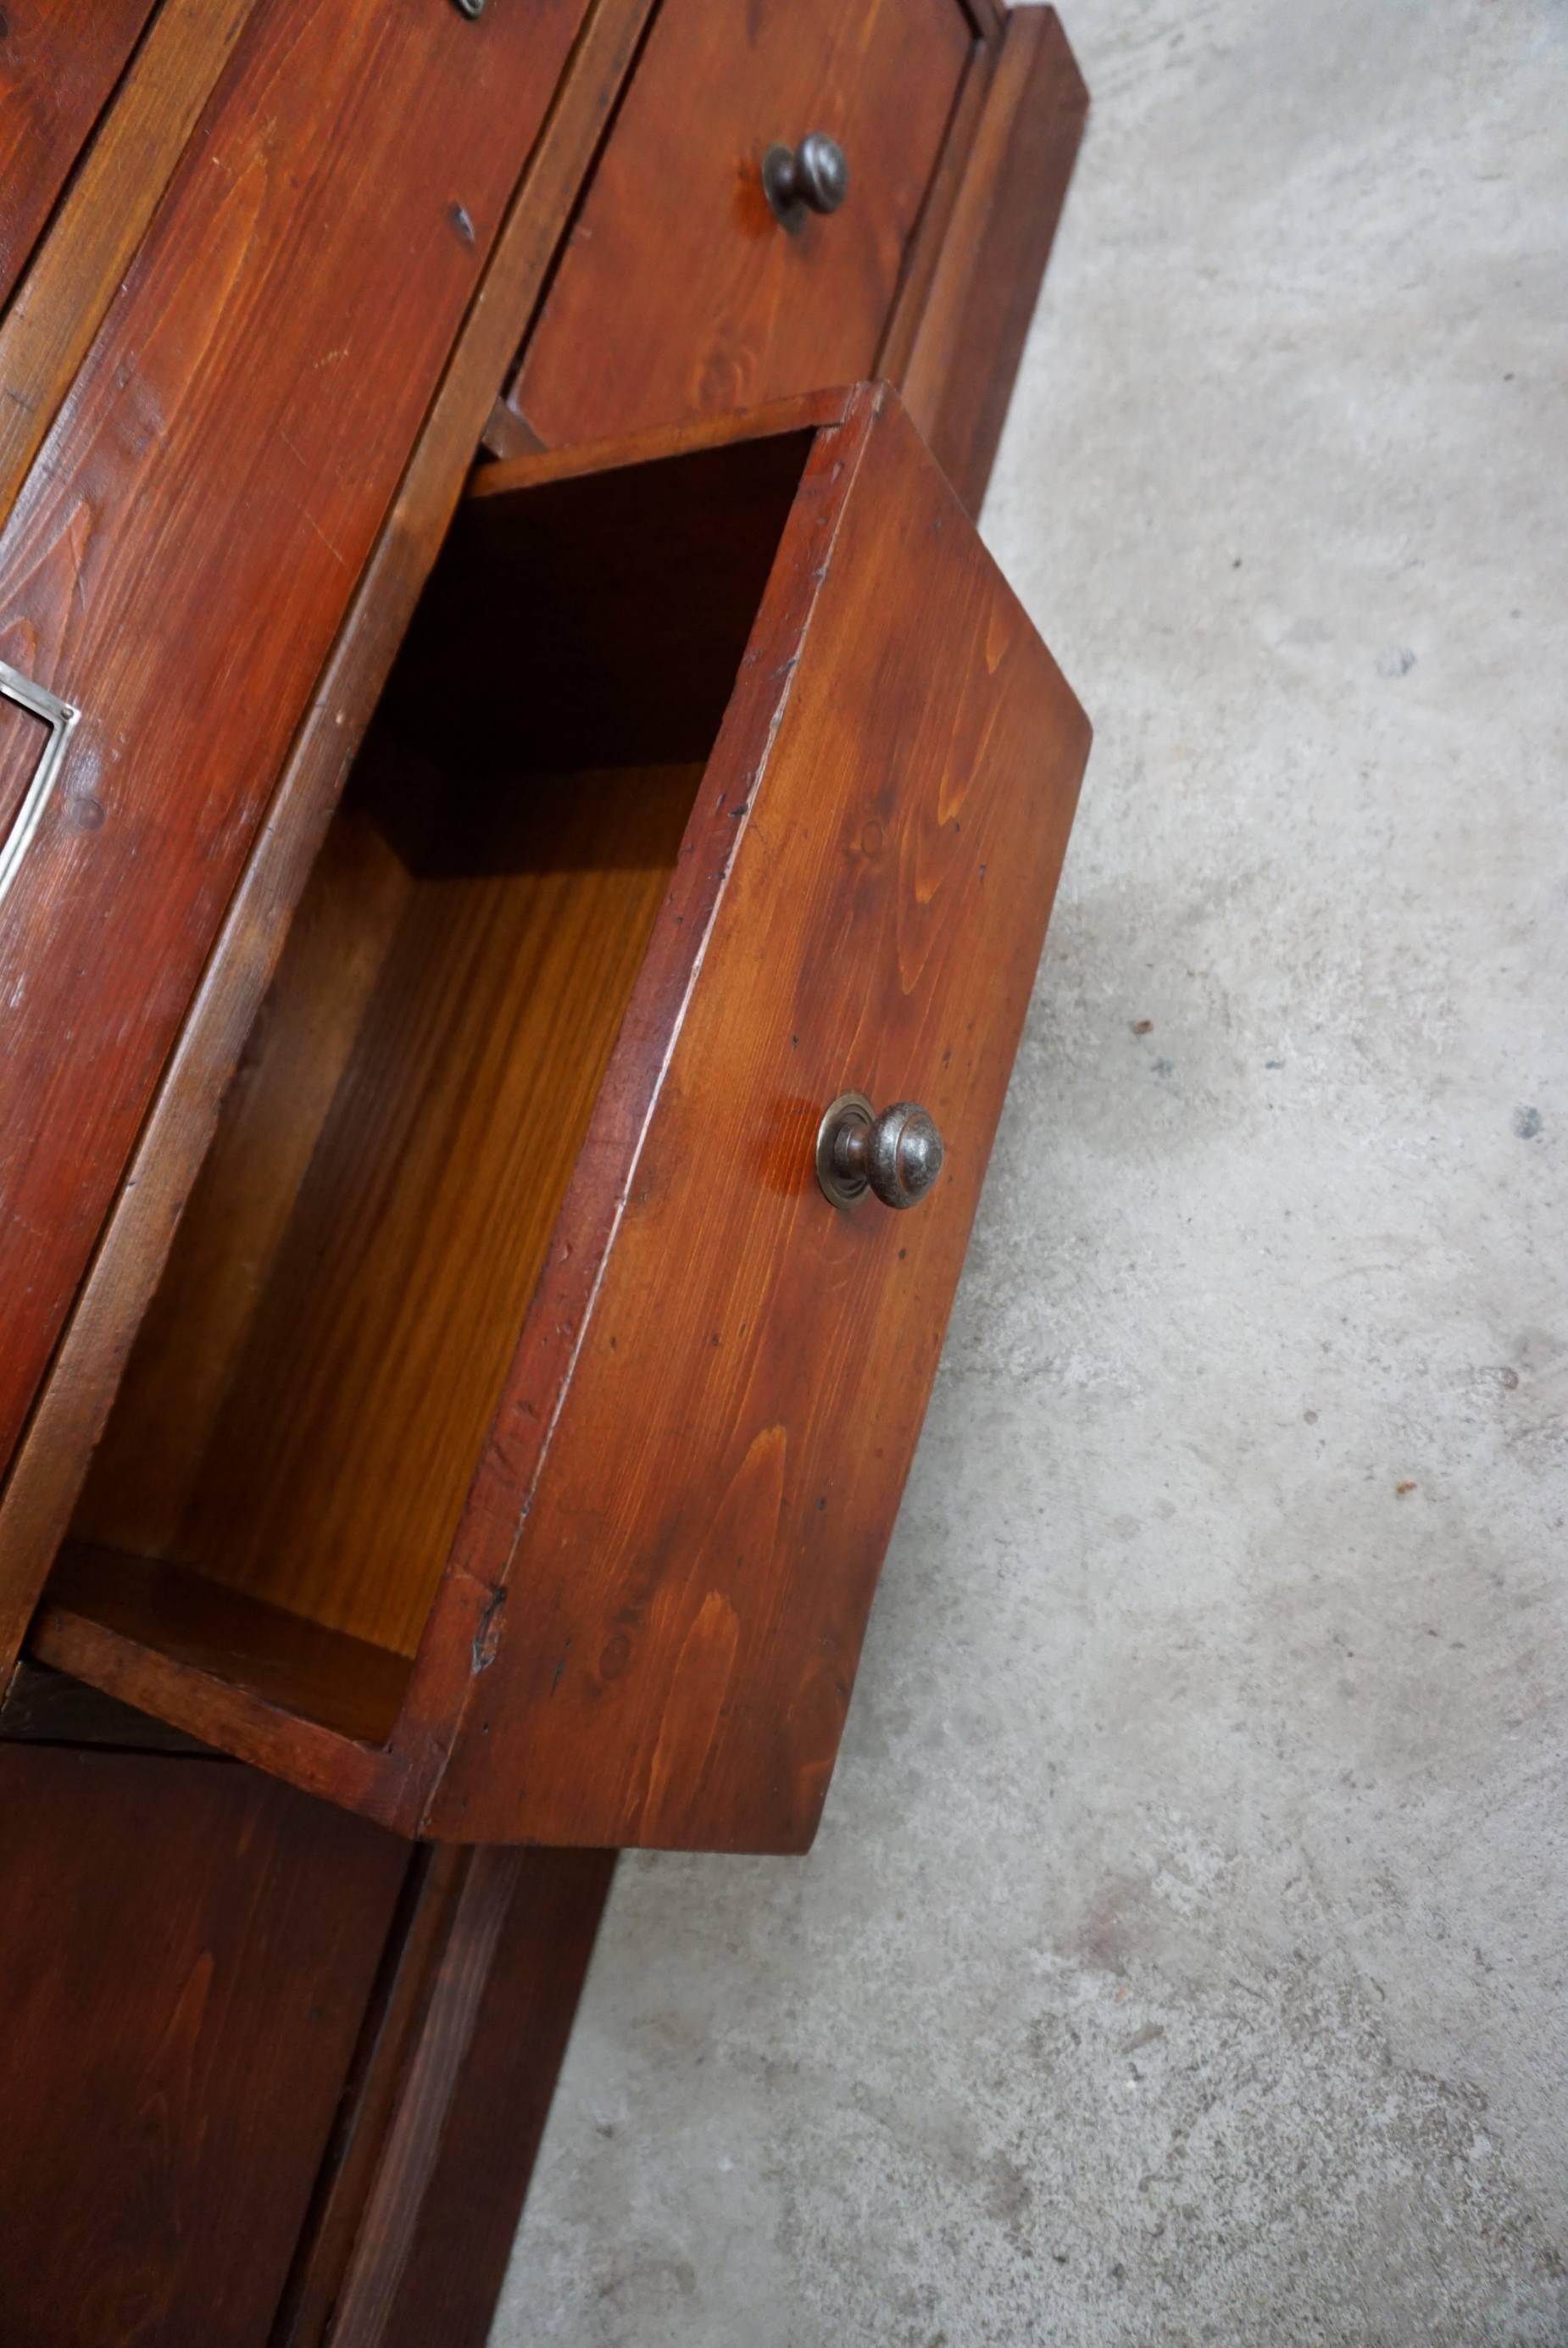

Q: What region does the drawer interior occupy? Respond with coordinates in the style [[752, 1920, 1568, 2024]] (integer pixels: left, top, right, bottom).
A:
[[47, 426, 819, 1744]]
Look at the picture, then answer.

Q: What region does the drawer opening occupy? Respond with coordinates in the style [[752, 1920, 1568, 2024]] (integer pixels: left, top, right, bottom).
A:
[[45, 425, 820, 1745]]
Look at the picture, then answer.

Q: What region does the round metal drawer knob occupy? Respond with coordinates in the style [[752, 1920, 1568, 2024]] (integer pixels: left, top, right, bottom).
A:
[[816, 1093, 945, 1211], [763, 133, 849, 232]]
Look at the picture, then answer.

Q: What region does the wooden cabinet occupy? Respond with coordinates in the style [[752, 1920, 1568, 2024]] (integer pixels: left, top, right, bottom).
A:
[[0, 4, 1093, 2334], [505, 0, 974, 448], [29, 387, 1089, 1851]]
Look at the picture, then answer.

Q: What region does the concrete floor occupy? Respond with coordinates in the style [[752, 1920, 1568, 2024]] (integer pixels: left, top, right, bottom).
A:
[[493, 4, 1568, 2340]]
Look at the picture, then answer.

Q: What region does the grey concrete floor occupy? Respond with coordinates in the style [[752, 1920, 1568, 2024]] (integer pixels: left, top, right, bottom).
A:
[[492, 4, 1568, 2341]]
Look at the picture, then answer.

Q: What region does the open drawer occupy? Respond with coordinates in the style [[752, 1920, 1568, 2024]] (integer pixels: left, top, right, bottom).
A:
[[26, 387, 1089, 1850]]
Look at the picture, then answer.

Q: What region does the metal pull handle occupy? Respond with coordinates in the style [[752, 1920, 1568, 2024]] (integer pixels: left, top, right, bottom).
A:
[[0, 659, 81, 908], [816, 1093, 945, 1211], [763, 134, 849, 232]]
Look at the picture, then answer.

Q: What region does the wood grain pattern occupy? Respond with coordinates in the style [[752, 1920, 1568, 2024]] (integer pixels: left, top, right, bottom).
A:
[[0, 0, 654, 1690], [275, 1845, 474, 2347], [0, 1742, 407, 2348], [75, 759, 700, 1659], [319, 1848, 522, 2345], [29, 398, 879, 1823], [0, 0, 264, 519], [0, 0, 158, 309], [49, 1544, 415, 1745], [72, 810, 413, 1567], [370, 1849, 617, 2348], [898, 5, 1090, 515], [31, 391, 1090, 1853], [0, 0, 587, 1491], [425, 388, 1091, 1845], [275, 1842, 615, 2348], [504, 0, 972, 447]]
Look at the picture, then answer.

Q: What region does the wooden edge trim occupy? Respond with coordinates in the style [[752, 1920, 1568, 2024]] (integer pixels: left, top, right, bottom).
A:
[[28, 1600, 403, 1818], [272, 1843, 469, 2346], [370, 1848, 619, 2348], [314, 1847, 525, 2346], [876, 27, 998, 392], [469, 385, 858, 501], [898, 6, 1090, 516], [482, 0, 660, 459]]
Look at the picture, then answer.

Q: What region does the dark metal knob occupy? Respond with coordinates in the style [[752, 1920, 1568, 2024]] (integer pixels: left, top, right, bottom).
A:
[[815, 1093, 945, 1211], [763, 134, 849, 232]]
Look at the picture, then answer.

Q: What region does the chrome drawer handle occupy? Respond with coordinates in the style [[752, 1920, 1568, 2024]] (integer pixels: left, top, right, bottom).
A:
[[0, 659, 81, 909], [816, 1093, 945, 1211], [763, 134, 849, 233]]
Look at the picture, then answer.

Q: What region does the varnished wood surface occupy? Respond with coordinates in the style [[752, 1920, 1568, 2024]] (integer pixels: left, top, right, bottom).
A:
[[426, 388, 1091, 1845], [481, 376, 848, 473], [0, 1742, 408, 2347], [899, 5, 1090, 515], [47, 1545, 415, 1745], [275, 1846, 473, 2346], [0, 0, 261, 517], [30, 390, 1089, 1850], [0, 0, 157, 309], [314, 1849, 522, 2345], [28, 398, 882, 1824], [276, 1844, 615, 2348], [0, 0, 657, 1690], [372, 1850, 617, 2348], [0, 0, 587, 1493], [505, 0, 972, 447], [71, 760, 699, 1660]]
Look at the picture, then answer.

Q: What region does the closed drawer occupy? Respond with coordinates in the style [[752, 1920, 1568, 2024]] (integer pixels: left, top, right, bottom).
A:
[[0, 0, 158, 309], [31, 387, 1090, 1852], [503, 0, 976, 448]]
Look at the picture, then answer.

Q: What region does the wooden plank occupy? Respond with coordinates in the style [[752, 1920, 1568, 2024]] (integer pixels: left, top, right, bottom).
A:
[[275, 1845, 475, 2347], [898, 5, 1091, 515], [47, 1545, 414, 1748], [311, 1849, 535, 2345], [0, 0, 158, 311], [0, 0, 588, 1502], [0, 1742, 408, 2348], [278, 1843, 616, 2348], [503, 0, 972, 447], [0, 0, 262, 521], [0, 0, 655, 1701], [77, 764, 698, 1659], [874, 34, 997, 389], [375, 1850, 617, 2348], [482, 382, 851, 475]]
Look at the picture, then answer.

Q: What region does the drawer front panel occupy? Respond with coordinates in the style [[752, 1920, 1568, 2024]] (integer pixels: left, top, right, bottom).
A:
[[507, 0, 974, 448], [0, 0, 159, 310], [433, 392, 1089, 1850], [0, 1744, 406, 2348], [0, 0, 587, 1475]]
